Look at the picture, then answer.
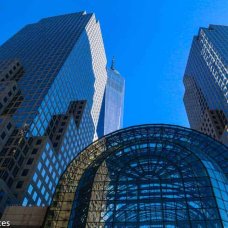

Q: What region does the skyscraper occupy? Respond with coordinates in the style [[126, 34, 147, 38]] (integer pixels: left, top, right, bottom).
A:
[[43, 124, 228, 227], [97, 58, 125, 137], [0, 12, 124, 215], [183, 25, 228, 144]]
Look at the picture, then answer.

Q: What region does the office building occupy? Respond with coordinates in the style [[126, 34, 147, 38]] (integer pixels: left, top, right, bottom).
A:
[[42, 124, 228, 227], [0, 12, 124, 215], [98, 58, 125, 136], [184, 25, 228, 144]]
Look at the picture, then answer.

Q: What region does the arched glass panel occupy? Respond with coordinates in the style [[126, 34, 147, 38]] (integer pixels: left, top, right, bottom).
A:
[[44, 125, 228, 228]]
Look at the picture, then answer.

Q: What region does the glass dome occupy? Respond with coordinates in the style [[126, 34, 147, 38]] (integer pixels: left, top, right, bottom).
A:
[[44, 124, 228, 227]]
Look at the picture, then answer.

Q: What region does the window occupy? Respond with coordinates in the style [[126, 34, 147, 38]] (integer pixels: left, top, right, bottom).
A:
[[37, 180, 41, 188], [49, 182, 53, 190], [1, 132, 6, 140], [53, 142, 58, 147], [49, 150, 53, 157], [61, 160, 64, 167], [13, 166, 19, 177], [58, 128, 63, 133], [41, 186, 45, 194], [22, 169, 29, 176], [36, 139, 42, 145], [1, 171, 8, 181], [33, 173, 38, 182], [16, 181, 23, 189], [22, 197, 28, 206], [46, 144, 50, 150], [28, 184, 33, 194], [42, 153, 46, 160], [45, 176, 49, 184], [45, 192, 49, 201], [41, 169, 46, 177], [56, 135, 61, 140], [32, 148, 38, 154], [58, 169, 61, 175], [7, 178, 13, 188], [45, 159, 50, 166], [32, 192, 37, 201], [37, 198, 41, 206], [3, 97, 7, 103], [27, 158, 34, 165], [6, 122, 12, 130], [38, 162, 42, 171]]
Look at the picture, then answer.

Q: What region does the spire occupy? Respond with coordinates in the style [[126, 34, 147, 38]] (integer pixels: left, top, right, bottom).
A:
[[111, 56, 115, 70]]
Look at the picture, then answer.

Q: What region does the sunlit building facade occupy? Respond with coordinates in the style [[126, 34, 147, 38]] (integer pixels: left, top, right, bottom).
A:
[[184, 25, 228, 145], [0, 12, 124, 215], [44, 124, 228, 227], [98, 60, 125, 137]]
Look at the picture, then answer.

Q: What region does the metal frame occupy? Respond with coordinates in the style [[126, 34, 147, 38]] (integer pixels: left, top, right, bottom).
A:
[[44, 124, 228, 227]]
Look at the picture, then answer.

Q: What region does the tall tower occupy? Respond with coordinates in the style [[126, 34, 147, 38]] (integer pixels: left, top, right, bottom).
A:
[[97, 57, 125, 137], [183, 25, 228, 144], [0, 12, 123, 215]]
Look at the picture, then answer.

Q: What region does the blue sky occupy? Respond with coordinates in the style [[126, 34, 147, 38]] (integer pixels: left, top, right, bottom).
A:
[[1, 0, 228, 128]]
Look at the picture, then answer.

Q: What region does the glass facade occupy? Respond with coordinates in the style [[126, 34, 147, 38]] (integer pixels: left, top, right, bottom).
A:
[[184, 25, 228, 145], [97, 65, 125, 137], [44, 124, 228, 227], [0, 12, 123, 215]]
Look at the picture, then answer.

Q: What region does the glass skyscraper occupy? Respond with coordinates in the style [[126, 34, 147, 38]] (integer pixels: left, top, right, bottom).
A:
[[183, 25, 228, 145], [98, 59, 125, 137], [44, 124, 228, 227], [0, 12, 124, 215]]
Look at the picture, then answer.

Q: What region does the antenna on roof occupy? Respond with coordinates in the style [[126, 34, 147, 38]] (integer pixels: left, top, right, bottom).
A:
[[111, 56, 115, 70]]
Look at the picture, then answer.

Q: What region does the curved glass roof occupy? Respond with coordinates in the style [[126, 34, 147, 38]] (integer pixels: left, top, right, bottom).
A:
[[44, 124, 228, 227]]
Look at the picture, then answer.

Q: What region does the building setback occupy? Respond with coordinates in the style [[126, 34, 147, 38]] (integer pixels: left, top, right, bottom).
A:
[[0, 12, 124, 215], [183, 25, 228, 144]]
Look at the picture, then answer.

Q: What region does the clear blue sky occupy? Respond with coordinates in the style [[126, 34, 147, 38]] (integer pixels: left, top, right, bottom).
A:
[[1, 0, 228, 128]]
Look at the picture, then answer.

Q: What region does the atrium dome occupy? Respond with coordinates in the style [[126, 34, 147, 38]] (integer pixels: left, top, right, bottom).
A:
[[44, 124, 228, 228]]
